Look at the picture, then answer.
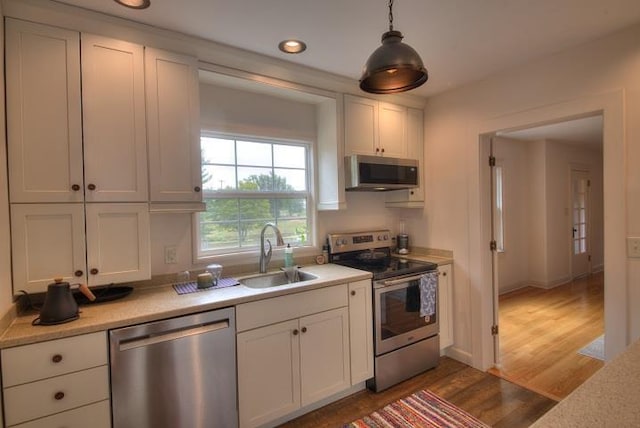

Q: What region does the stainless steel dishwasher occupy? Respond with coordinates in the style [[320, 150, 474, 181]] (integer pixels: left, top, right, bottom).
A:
[[109, 307, 237, 428]]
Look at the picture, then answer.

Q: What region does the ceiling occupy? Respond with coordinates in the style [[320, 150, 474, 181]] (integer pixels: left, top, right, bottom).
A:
[[55, 0, 640, 98]]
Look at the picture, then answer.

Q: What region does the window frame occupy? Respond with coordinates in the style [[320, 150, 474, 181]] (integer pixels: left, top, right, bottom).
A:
[[194, 132, 316, 262]]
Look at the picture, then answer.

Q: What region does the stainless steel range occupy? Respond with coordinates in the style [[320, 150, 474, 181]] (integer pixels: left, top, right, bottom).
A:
[[328, 230, 440, 392]]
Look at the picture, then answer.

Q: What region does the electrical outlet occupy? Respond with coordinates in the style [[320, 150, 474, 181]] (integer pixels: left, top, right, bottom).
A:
[[164, 245, 178, 264], [627, 237, 640, 258]]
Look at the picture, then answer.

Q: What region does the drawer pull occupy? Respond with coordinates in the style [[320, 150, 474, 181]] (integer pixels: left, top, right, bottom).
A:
[[54, 391, 65, 400], [292, 329, 299, 336], [52, 354, 63, 363], [301, 327, 307, 333], [87, 183, 97, 191], [351, 290, 356, 296], [90, 268, 99, 275]]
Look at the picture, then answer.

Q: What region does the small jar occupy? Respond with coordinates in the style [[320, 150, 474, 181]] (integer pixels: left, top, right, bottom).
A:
[[206, 264, 223, 286]]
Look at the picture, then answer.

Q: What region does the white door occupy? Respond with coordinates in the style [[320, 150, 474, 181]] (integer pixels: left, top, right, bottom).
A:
[[145, 48, 202, 203], [10, 204, 86, 294], [571, 169, 591, 278], [81, 34, 147, 202], [5, 19, 83, 203], [299, 307, 350, 406], [84, 203, 150, 286], [237, 320, 300, 428]]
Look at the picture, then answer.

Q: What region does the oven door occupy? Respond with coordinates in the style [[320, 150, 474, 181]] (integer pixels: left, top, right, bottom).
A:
[[373, 273, 439, 356]]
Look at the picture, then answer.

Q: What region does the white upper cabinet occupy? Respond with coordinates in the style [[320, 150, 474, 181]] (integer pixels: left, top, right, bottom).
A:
[[10, 204, 87, 293], [145, 48, 203, 204], [6, 20, 148, 203], [344, 95, 408, 158], [378, 102, 408, 158], [81, 34, 148, 202], [386, 108, 425, 208], [10, 203, 150, 293], [85, 203, 150, 286], [6, 19, 83, 203]]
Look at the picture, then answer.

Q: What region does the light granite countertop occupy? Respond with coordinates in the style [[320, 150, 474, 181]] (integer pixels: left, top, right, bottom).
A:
[[531, 338, 640, 427], [0, 263, 371, 349]]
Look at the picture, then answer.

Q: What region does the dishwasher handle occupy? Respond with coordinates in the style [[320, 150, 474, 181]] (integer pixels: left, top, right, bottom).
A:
[[117, 320, 230, 352]]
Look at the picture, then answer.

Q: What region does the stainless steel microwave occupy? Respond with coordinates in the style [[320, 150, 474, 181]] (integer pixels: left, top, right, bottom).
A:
[[344, 154, 419, 191]]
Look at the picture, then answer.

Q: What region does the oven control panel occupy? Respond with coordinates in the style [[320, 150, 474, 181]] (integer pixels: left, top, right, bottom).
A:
[[327, 230, 392, 254]]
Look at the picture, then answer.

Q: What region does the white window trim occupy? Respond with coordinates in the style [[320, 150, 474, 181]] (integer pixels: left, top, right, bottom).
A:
[[193, 132, 317, 265]]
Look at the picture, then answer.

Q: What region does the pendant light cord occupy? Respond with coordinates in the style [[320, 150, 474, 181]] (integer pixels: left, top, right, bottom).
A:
[[388, 0, 394, 31]]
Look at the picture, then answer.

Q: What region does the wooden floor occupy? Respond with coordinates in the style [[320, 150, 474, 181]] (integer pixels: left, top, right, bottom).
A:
[[489, 272, 605, 401], [280, 357, 556, 428]]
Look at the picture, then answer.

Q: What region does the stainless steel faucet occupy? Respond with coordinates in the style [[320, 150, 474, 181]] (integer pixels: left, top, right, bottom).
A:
[[259, 223, 285, 273]]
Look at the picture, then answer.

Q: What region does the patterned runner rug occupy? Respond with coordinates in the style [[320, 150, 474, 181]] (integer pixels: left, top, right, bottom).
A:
[[346, 389, 489, 428]]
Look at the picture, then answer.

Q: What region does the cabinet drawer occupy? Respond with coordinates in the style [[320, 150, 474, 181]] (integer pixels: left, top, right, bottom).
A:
[[10, 400, 111, 428], [236, 284, 348, 332], [1, 332, 107, 387], [4, 366, 109, 426]]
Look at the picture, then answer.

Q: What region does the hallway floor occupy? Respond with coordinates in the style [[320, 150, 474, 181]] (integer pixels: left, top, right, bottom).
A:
[[488, 272, 605, 400]]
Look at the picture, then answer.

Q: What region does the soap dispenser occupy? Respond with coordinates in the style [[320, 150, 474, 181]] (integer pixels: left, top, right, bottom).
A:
[[284, 244, 294, 267]]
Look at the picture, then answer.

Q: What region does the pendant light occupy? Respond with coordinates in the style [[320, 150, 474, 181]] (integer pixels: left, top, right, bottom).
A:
[[360, 0, 428, 94]]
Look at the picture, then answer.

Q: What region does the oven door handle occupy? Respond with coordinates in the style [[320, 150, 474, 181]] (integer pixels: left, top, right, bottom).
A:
[[378, 273, 426, 287]]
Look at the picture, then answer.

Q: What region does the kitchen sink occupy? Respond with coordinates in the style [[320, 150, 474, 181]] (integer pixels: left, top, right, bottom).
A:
[[240, 271, 317, 288]]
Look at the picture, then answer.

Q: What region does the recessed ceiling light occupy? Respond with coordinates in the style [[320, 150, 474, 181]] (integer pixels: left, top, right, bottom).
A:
[[113, 0, 151, 9], [278, 39, 307, 54]]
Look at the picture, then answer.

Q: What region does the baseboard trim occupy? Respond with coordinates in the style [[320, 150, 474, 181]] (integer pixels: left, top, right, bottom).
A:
[[444, 346, 473, 366], [499, 281, 531, 295]]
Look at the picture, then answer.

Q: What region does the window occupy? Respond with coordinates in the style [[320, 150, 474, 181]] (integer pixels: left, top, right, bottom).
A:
[[493, 164, 505, 252], [197, 135, 311, 257]]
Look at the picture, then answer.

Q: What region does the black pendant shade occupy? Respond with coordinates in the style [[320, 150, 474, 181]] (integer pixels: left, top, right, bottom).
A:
[[360, 1, 428, 94]]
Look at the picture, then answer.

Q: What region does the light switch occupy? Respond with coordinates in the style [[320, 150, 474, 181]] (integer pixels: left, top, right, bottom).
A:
[[627, 237, 640, 258]]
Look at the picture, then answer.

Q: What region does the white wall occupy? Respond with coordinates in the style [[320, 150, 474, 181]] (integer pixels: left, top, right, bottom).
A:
[[495, 137, 604, 294], [149, 83, 402, 274], [410, 23, 640, 367]]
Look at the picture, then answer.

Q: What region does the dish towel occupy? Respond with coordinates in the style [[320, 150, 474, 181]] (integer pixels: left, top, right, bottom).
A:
[[420, 271, 438, 319]]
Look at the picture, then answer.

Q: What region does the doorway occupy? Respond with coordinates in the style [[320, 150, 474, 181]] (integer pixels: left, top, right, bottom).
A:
[[487, 115, 605, 400]]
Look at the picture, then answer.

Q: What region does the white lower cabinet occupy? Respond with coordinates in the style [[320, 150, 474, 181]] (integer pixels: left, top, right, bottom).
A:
[[236, 284, 351, 428], [1, 332, 110, 427], [438, 264, 454, 349], [348, 280, 374, 384]]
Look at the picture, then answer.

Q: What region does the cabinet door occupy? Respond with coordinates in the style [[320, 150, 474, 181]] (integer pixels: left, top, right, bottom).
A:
[[85, 203, 150, 286], [81, 34, 147, 202], [6, 19, 83, 203], [145, 48, 202, 203], [438, 264, 454, 349], [344, 95, 378, 156], [348, 280, 374, 384], [10, 204, 86, 294], [378, 102, 408, 158], [237, 320, 300, 428], [386, 108, 424, 207], [299, 307, 350, 406]]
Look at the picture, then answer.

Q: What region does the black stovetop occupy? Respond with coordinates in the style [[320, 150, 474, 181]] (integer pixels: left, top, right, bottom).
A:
[[330, 248, 437, 280]]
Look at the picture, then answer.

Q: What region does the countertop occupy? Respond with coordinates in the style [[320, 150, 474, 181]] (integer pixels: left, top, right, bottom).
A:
[[0, 263, 371, 349], [531, 338, 640, 427]]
